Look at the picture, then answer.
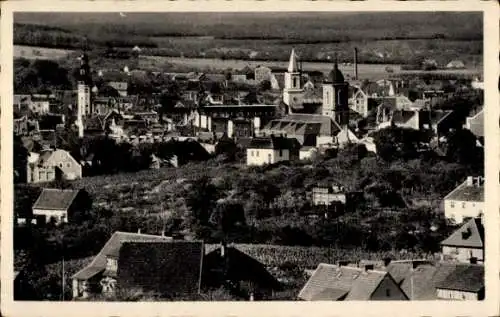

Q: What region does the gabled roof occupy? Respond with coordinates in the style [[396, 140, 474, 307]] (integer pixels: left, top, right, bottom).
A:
[[298, 264, 394, 301], [32, 188, 80, 211], [399, 263, 456, 300], [72, 231, 172, 280], [444, 179, 484, 202], [118, 241, 204, 296], [435, 265, 484, 292], [441, 218, 484, 248]]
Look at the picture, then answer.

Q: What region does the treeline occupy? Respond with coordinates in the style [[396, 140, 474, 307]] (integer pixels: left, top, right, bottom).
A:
[[14, 23, 158, 50]]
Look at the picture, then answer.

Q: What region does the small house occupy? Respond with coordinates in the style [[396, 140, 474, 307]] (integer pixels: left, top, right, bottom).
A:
[[31, 188, 91, 225], [434, 265, 484, 300], [26, 149, 82, 184], [443, 176, 484, 224], [441, 217, 484, 264], [246, 135, 299, 166], [446, 60, 465, 69], [71, 231, 173, 299]]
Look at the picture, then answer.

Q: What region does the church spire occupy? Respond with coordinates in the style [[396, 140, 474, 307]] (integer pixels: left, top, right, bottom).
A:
[[288, 49, 299, 73]]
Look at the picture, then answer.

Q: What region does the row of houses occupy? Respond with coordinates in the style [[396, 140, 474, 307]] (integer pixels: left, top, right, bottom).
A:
[[26, 213, 479, 301]]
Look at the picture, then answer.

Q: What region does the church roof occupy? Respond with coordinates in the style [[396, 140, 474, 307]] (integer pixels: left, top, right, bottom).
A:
[[288, 49, 299, 73], [327, 62, 345, 84]]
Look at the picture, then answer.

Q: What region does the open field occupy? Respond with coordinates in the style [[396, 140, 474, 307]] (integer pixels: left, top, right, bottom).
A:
[[14, 45, 74, 60], [14, 12, 482, 67]]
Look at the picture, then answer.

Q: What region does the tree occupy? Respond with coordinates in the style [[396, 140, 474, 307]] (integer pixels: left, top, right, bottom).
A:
[[445, 128, 483, 169], [372, 127, 422, 161], [185, 176, 220, 228], [215, 136, 239, 162]]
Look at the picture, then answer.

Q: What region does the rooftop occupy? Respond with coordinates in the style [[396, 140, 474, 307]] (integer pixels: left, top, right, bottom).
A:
[[444, 178, 484, 202], [298, 263, 394, 301], [72, 231, 172, 280], [32, 188, 80, 211], [441, 218, 484, 248], [118, 241, 204, 296]]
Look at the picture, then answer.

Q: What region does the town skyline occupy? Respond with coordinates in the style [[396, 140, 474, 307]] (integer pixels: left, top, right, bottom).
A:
[[4, 6, 497, 315]]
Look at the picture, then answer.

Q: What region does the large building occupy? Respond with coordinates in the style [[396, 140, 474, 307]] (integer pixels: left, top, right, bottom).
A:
[[262, 50, 351, 148], [443, 176, 484, 224]]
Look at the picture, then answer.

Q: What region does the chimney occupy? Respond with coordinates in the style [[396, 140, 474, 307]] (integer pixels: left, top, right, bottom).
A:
[[249, 292, 254, 301], [220, 241, 226, 258], [383, 257, 392, 267], [353, 47, 358, 80], [137, 228, 141, 234], [466, 176, 474, 186], [338, 260, 349, 267], [364, 264, 374, 271], [470, 257, 478, 264]]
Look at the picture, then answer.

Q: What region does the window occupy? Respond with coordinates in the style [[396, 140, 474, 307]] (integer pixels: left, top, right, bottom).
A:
[[279, 149, 283, 157], [256, 151, 259, 157], [450, 201, 455, 208], [67, 163, 71, 168], [462, 202, 466, 209], [251, 151, 254, 157], [386, 289, 391, 297]]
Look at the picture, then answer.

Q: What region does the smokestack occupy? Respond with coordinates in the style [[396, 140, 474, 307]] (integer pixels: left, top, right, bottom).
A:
[[354, 47, 358, 80]]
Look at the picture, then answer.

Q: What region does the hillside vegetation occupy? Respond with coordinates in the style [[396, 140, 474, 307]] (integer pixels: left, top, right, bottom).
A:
[[14, 12, 483, 66]]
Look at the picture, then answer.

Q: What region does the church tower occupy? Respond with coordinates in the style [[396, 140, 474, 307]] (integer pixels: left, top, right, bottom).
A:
[[76, 52, 92, 138], [283, 49, 304, 112], [322, 57, 349, 126]]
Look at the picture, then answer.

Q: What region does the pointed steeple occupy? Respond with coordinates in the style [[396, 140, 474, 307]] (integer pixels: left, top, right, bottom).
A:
[[288, 49, 299, 73]]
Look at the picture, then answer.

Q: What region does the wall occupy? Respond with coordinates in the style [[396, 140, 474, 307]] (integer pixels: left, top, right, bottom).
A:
[[29, 101, 50, 114], [32, 208, 67, 224], [436, 289, 478, 301], [27, 165, 56, 184], [46, 150, 82, 180], [322, 84, 335, 117], [246, 148, 289, 166], [299, 149, 317, 161], [442, 246, 484, 263], [316, 136, 335, 147], [444, 199, 484, 224], [370, 275, 408, 300]]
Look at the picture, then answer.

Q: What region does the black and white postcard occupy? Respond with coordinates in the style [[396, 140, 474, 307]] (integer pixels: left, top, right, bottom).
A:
[[1, 1, 499, 317]]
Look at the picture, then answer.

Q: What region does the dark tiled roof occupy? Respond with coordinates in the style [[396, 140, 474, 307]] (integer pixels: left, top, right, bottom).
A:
[[203, 246, 282, 291], [445, 180, 484, 202], [248, 136, 298, 150], [441, 218, 484, 248], [118, 241, 204, 296], [72, 231, 172, 280], [298, 264, 392, 301], [263, 114, 341, 136], [398, 262, 469, 300], [32, 188, 80, 211], [392, 110, 417, 124], [435, 265, 484, 292]]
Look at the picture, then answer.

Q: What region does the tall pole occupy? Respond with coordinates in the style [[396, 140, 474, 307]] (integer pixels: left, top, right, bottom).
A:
[[61, 238, 65, 301]]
